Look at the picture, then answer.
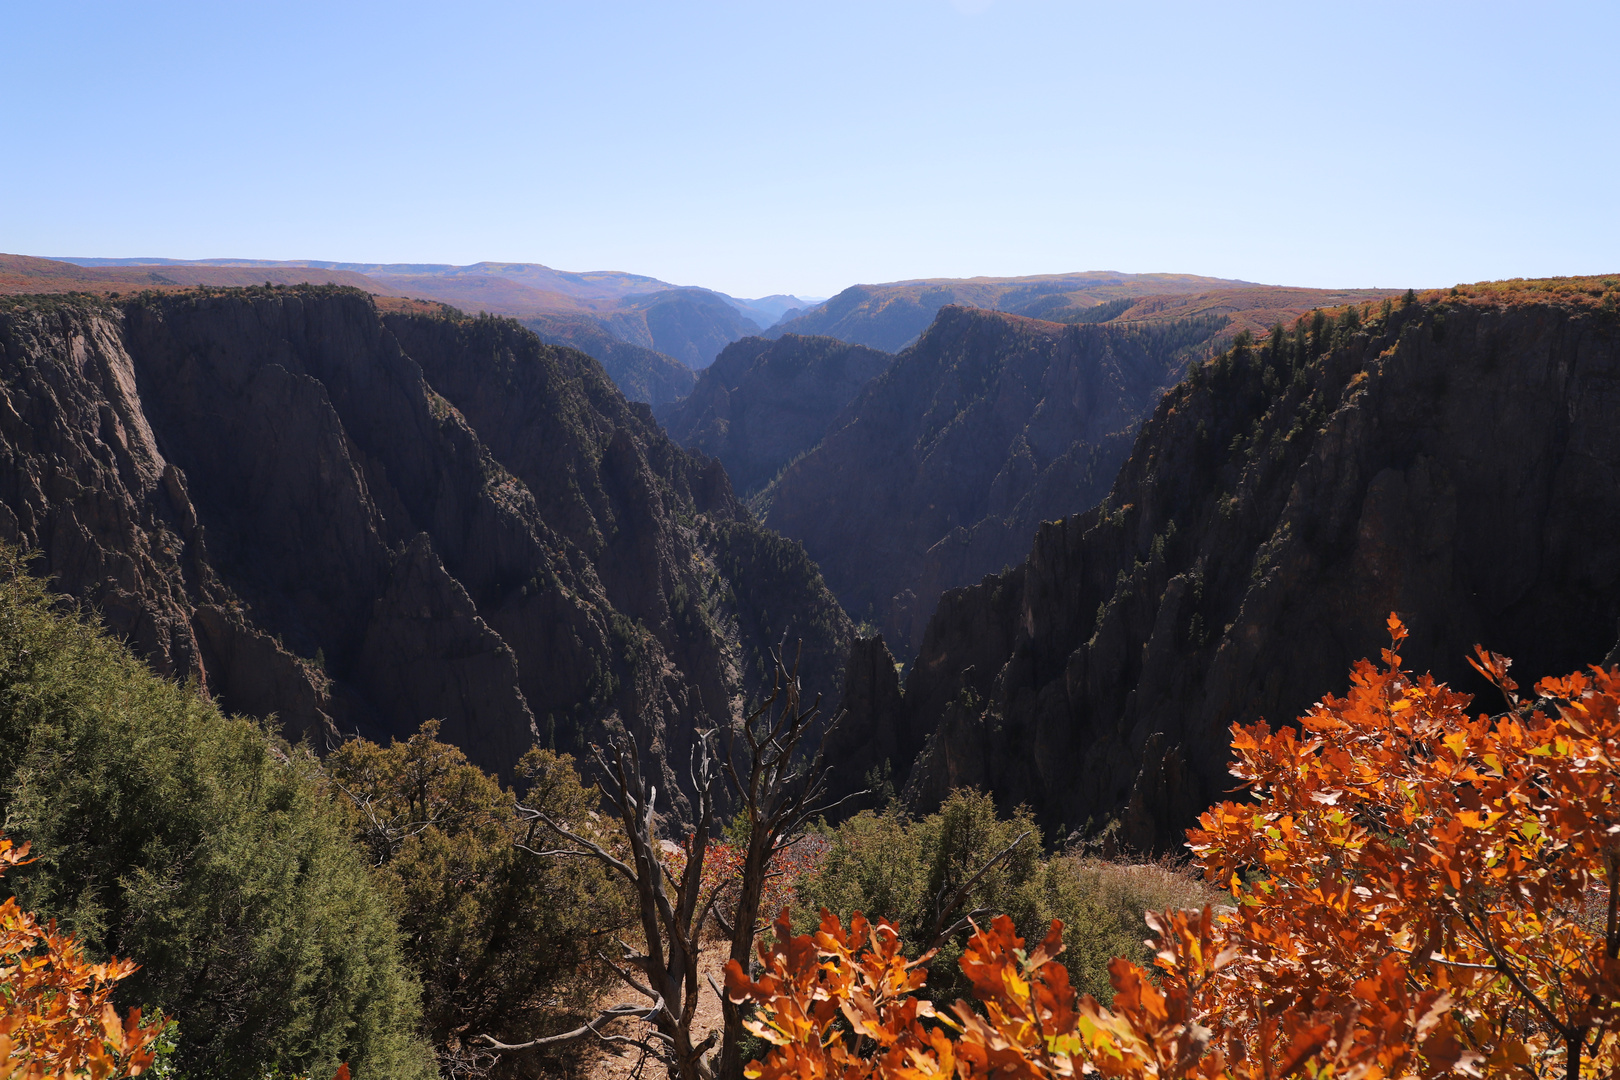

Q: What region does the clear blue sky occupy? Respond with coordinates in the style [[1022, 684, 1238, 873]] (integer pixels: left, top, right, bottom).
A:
[[4, 1, 1616, 299]]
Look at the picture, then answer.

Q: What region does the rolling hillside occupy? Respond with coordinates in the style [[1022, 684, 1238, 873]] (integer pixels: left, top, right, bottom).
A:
[[766, 272, 1400, 353]]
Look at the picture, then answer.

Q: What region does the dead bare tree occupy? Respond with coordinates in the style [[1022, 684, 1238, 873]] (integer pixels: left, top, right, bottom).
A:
[[488, 731, 724, 1080], [712, 645, 863, 1080], [486, 646, 1021, 1080]]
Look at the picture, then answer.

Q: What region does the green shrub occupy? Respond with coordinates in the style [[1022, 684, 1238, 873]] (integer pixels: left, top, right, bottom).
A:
[[796, 791, 1042, 998], [327, 727, 627, 1078], [796, 790, 1221, 1001], [1038, 856, 1223, 1001], [0, 549, 434, 1080]]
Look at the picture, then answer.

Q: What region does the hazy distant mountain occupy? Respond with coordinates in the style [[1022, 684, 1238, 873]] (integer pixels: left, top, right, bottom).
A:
[[766, 272, 1253, 352], [57, 257, 675, 304], [723, 293, 812, 330], [585, 289, 758, 369], [48, 256, 801, 370], [761, 306, 1230, 653], [657, 334, 891, 496], [521, 313, 695, 406]]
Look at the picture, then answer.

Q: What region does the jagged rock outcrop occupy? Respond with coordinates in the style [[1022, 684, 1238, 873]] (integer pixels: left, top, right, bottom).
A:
[[656, 334, 891, 496], [839, 286, 1620, 850], [0, 287, 851, 795], [818, 634, 906, 801], [764, 307, 1225, 653]]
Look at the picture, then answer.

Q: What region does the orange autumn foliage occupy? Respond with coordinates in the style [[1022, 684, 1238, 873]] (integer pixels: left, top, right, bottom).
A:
[[726, 907, 1464, 1080], [727, 617, 1620, 1079], [1192, 615, 1620, 1077], [663, 836, 824, 933], [0, 836, 165, 1080]]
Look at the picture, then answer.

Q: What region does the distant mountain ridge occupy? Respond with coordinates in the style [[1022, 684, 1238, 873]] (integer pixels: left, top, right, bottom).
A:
[[49, 256, 814, 368], [55, 257, 679, 303], [0, 253, 408, 295], [765, 272, 1249, 351], [765, 273, 1400, 354]]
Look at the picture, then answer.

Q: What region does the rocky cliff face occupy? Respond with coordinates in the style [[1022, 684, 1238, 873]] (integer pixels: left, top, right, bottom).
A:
[[764, 307, 1225, 654], [839, 287, 1620, 850], [656, 334, 891, 497], [0, 287, 851, 797], [521, 313, 695, 406]]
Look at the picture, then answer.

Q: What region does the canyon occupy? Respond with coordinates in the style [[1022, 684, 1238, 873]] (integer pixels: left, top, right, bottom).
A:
[[0, 286, 850, 804], [4, 268, 1618, 855], [830, 285, 1620, 847]]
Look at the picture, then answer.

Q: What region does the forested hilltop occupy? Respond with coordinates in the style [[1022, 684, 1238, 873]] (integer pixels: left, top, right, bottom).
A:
[[0, 285, 850, 798], [830, 278, 1620, 848]]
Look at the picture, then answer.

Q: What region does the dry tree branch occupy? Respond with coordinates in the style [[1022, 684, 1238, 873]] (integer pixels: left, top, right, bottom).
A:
[[925, 829, 1031, 951]]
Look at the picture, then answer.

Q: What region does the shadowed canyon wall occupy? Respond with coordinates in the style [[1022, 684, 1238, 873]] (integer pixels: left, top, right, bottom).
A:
[[657, 333, 892, 497], [764, 306, 1227, 654], [833, 291, 1620, 847], [0, 287, 851, 801]]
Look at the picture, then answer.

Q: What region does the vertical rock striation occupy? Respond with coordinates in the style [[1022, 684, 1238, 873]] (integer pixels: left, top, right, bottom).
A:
[[0, 287, 851, 795], [764, 307, 1224, 654], [837, 291, 1620, 848]]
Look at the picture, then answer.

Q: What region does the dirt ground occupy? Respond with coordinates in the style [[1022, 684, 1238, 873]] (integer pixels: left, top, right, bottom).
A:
[[586, 941, 731, 1080]]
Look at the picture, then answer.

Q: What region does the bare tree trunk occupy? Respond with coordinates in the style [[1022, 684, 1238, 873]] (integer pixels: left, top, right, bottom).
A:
[[494, 731, 724, 1080], [715, 647, 862, 1080]]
